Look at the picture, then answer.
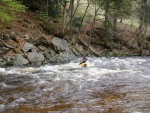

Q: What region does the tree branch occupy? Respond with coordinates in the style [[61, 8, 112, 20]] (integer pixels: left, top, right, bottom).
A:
[[0, 39, 16, 49], [79, 38, 100, 57]]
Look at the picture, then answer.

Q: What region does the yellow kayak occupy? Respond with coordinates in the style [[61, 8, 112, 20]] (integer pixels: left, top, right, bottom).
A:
[[81, 61, 88, 67], [79, 57, 88, 67]]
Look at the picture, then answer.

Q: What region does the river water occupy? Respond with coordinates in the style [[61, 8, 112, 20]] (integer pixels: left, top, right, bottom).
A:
[[0, 57, 150, 113]]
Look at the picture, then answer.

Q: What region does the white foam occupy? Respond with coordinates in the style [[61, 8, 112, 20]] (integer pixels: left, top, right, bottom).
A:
[[133, 112, 142, 113], [0, 104, 5, 110], [0, 68, 5, 73], [6, 69, 21, 74], [0, 57, 149, 80], [0, 82, 7, 87], [38, 80, 47, 84], [14, 97, 26, 103]]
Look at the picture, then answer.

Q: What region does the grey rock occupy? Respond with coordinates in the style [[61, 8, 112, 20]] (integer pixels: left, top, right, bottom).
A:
[[10, 31, 16, 38], [0, 55, 15, 65], [43, 51, 51, 60], [27, 51, 45, 65], [48, 51, 75, 63], [23, 34, 29, 40], [51, 37, 69, 51], [13, 54, 29, 66], [22, 42, 36, 52], [2, 33, 9, 39], [0, 59, 7, 66]]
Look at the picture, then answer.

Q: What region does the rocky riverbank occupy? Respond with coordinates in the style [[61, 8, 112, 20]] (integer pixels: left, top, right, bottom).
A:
[[0, 12, 150, 66], [0, 30, 78, 66], [0, 12, 78, 66]]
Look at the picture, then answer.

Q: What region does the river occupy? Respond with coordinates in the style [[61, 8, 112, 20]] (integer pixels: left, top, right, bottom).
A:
[[0, 57, 150, 113]]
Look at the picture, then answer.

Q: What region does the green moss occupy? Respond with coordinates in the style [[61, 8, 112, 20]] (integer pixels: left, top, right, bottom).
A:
[[0, 0, 27, 27], [0, 12, 12, 22], [109, 50, 125, 57]]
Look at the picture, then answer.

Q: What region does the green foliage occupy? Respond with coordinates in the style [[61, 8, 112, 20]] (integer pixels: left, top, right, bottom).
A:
[[0, 12, 12, 22], [102, 19, 115, 48], [0, 0, 26, 27], [86, 14, 93, 23], [143, 0, 150, 24], [3, 0, 26, 12], [36, 11, 49, 23], [103, 34, 115, 48], [109, 0, 132, 19], [109, 50, 125, 56], [73, 16, 83, 27], [48, 0, 61, 18], [93, 0, 132, 19], [146, 1, 150, 24], [103, 19, 112, 29]]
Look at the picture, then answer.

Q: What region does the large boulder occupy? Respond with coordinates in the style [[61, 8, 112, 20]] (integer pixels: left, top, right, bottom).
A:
[[41, 37, 75, 63], [13, 54, 29, 66], [27, 51, 45, 65], [22, 42, 45, 65], [22, 42, 37, 53], [47, 51, 75, 63], [51, 37, 69, 52]]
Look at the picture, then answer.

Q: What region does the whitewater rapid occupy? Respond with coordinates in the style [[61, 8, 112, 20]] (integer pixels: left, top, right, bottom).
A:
[[0, 57, 150, 113]]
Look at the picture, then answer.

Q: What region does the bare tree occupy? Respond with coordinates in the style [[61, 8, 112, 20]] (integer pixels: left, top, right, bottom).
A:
[[47, 0, 49, 16], [87, 4, 100, 54], [137, 0, 145, 52], [137, 0, 148, 55], [69, 0, 74, 40], [62, 0, 68, 33], [63, 0, 81, 38], [104, 0, 111, 44], [75, 0, 91, 45], [112, 0, 121, 38]]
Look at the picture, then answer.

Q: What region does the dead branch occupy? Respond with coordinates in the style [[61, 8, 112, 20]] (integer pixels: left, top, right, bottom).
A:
[[122, 27, 139, 46], [0, 39, 16, 49], [78, 38, 100, 57]]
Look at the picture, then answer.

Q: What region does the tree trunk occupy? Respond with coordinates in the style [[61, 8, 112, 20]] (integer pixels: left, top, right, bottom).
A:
[[62, 1, 67, 33], [104, 0, 110, 40], [140, 0, 148, 55], [47, 0, 49, 16], [87, 6, 100, 54], [130, 0, 134, 27], [120, 17, 123, 23], [138, 0, 147, 47], [140, 23, 148, 55], [113, 0, 121, 39], [69, 0, 74, 41], [138, 16, 143, 47], [113, 13, 117, 38], [65, 0, 80, 32], [75, 0, 90, 45], [131, 17, 133, 27]]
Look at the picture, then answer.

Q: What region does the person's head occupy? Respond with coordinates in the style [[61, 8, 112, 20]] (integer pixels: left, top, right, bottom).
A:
[[83, 57, 87, 62]]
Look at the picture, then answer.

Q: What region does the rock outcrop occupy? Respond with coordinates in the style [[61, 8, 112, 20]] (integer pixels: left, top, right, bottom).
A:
[[0, 31, 76, 66]]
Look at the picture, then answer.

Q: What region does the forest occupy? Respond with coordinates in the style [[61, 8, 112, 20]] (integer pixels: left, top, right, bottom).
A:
[[0, 0, 150, 66]]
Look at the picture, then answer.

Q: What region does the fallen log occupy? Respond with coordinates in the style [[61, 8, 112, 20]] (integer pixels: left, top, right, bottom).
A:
[[78, 38, 100, 57]]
